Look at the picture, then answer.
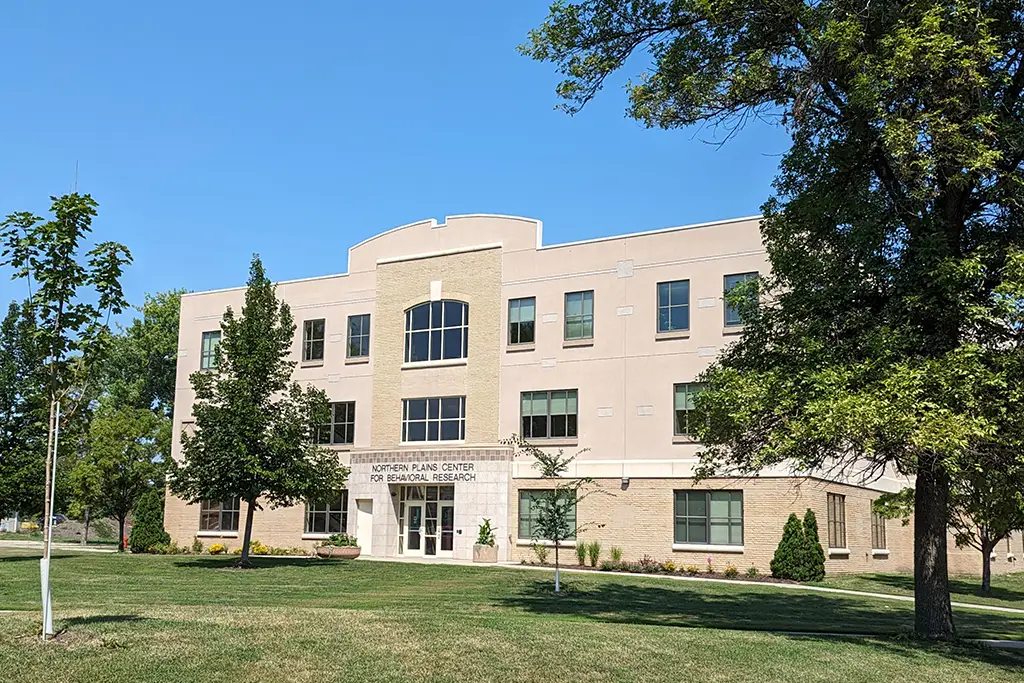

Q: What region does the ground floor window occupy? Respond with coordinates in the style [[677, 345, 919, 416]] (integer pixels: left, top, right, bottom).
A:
[[673, 490, 743, 545], [305, 492, 348, 534], [828, 493, 847, 548], [871, 506, 886, 550], [199, 497, 240, 532], [517, 489, 576, 541], [399, 485, 454, 556]]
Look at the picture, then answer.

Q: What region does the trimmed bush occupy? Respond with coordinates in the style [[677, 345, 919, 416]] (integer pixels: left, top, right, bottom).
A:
[[802, 509, 826, 581], [770, 513, 808, 580], [128, 488, 170, 553]]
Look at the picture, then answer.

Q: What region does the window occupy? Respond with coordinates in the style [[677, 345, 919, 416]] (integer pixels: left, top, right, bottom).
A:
[[402, 397, 466, 442], [200, 331, 221, 370], [518, 489, 576, 540], [318, 402, 355, 445], [508, 297, 536, 345], [404, 301, 469, 363], [564, 290, 594, 340], [302, 319, 325, 362], [827, 493, 847, 548], [673, 383, 705, 438], [673, 491, 743, 545], [347, 314, 371, 358], [657, 280, 690, 332], [305, 492, 348, 534], [199, 497, 239, 532], [871, 507, 887, 550], [724, 272, 758, 327], [521, 390, 578, 439]]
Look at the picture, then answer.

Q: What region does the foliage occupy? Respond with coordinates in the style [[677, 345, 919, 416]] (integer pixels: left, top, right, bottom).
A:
[[771, 514, 810, 581], [320, 533, 358, 548], [476, 518, 495, 547], [191, 537, 203, 554], [575, 541, 587, 565], [684, 565, 699, 576], [705, 557, 714, 574], [587, 540, 601, 567], [663, 560, 677, 572], [746, 567, 759, 578], [169, 255, 349, 567], [724, 564, 739, 579], [802, 510, 827, 582], [128, 488, 170, 554], [521, 0, 1024, 640], [610, 546, 622, 562], [208, 543, 227, 555], [531, 543, 549, 564]]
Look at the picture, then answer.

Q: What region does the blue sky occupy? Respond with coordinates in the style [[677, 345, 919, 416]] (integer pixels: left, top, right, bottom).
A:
[[0, 1, 790, 312]]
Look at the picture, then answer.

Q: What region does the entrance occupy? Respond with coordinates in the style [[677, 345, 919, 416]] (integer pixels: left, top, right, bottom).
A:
[[399, 485, 454, 557], [356, 499, 373, 556]]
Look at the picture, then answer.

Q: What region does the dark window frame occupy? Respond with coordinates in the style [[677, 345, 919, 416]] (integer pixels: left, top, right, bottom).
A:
[[724, 272, 758, 327], [673, 382, 705, 438], [657, 280, 690, 332], [347, 314, 371, 358], [200, 331, 221, 370], [318, 401, 355, 445], [564, 290, 594, 340], [402, 396, 466, 442], [518, 489, 577, 541], [871, 505, 887, 550], [404, 300, 469, 363], [508, 297, 536, 345], [302, 319, 326, 362], [827, 493, 847, 548], [305, 492, 349, 534], [199, 497, 240, 532], [673, 490, 743, 546], [520, 389, 578, 440]]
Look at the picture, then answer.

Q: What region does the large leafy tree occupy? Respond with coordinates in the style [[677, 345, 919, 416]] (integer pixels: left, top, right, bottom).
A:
[[523, 1, 1024, 638], [169, 256, 349, 567]]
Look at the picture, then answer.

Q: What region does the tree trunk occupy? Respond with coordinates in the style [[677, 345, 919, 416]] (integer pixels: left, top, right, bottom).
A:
[[118, 516, 126, 552], [81, 507, 90, 546], [554, 541, 560, 593], [238, 498, 256, 568], [41, 400, 56, 558], [914, 464, 955, 639], [981, 537, 996, 594]]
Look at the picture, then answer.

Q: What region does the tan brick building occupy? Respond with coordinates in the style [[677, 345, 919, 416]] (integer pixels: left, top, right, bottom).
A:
[[164, 214, 1022, 576]]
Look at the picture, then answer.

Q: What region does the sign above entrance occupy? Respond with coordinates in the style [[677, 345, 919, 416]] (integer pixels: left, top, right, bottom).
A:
[[370, 461, 477, 484]]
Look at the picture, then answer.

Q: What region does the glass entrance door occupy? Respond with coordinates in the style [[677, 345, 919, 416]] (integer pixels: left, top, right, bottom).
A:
[[400, 485, 455, 557]]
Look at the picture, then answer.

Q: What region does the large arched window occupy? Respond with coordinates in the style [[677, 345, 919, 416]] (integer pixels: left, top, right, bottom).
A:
[[404, 300, 469, 362]]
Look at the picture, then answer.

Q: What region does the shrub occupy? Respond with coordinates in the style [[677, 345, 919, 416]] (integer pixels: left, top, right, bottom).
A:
[[746, 566, 759, 578], [802, 509, 827, 581], [209, 543, 227, 555], [663, 560, 677, 572], [610, 546, 623, 562], [771, 513, 810, 580], [128, 489, 170, 553], [599, 560, 617, 571], [532, 543, 549, 564], [706, 556, 714, 574], [638, 554, 658, 572], [321, 533, 359, 548], [476, 518, 496, 547], [191, 537, 204, 554], [587, 541, 601, 567], [724, 564, 739, 578], [684, 565, 699, 576], [150, 541, 187, 555], [250, 540, 269, 555], [575, 542, 587, 565]]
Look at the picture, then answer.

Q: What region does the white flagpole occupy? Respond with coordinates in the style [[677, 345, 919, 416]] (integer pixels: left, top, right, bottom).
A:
[[41, 401, 61, 640]]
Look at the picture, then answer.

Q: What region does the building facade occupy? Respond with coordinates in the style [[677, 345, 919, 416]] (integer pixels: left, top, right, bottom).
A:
[[164, 214, 1022, 575]]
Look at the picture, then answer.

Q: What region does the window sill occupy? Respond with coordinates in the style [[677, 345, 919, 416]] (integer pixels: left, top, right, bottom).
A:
[[828, 547, 851, 557], [672, 543, 744, 554], [871, 549, 890, 557], [345, 356, 370, 365], [562, 338, 594, 349], [196, 531, 238, 538], [528, 438, 579, 448], [302, 533, 333, 541], [324, 444, 352, 451], [722, 325, 745, 336], [672, 436, 701, 445], [399, 440, 466, 447], [401, 358, 467, 370], [507, 343, 536, 353], [516, 539, 576, 548], [655, 330, 690, 341], [300, 360, 325, 368]]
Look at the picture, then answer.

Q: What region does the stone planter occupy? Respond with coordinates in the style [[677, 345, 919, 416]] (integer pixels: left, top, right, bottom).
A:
[[315, 545, 361, 560], [473, 543, 498, 563]]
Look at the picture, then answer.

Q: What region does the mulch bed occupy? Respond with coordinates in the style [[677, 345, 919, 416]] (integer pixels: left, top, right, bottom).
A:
[[521, 561, 799, 585]]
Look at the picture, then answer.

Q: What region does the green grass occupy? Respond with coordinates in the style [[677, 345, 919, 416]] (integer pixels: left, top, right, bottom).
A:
[[820, 572, 1024, 610], [0, 551, 1021, 682]]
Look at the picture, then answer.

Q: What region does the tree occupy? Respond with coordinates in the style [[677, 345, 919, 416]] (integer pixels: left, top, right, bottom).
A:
[[770, 514, 808, 581], [128, 488, 170, 553], [169, 255, 349, 568], [802, 509, 826, 582], [522, 1, 1024, 638], [502, 434, 605, 592], [1, 194, 132, 555]]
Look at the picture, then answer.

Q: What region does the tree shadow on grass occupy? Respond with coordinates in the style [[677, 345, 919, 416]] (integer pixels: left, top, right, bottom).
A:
[[0, 552, 76, 563], [498, 578, 1024, 671], [854, 573, 1024, 605], [63, 615, 150, 626]]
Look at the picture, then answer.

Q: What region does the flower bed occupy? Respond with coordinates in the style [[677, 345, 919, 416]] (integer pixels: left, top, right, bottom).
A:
[[519, 555, 799, 585]]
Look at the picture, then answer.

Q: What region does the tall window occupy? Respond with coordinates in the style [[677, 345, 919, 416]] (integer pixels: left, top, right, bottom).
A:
[[518, 490, 576, 540], [827, 493, 847, 548], [508, 297, 536, 345], [318, 402, 355, 445], [871, 506, 887, 550], [564, 290, 594, 340], [658, 280, 690, 332], [402, 397, 466, 442], [305, 492, 348, 534], [347, 314, 371, 358], [673, 491, 743, 545], [673, 383, 705, 438], [404, 301, 469, 362], [724, 272, 758, 327], [303, 319, 325, 362], [521, 390, 578, 439], [200, 331, 221, 370], [199, 497, 239, 532]]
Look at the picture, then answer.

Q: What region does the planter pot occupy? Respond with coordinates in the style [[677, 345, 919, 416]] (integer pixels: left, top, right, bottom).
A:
[[473, 543, 498, 563], [316, 545, 361, 560]]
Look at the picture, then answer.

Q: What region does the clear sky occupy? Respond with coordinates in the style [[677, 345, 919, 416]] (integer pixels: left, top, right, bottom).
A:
[[0, 1, 790, 312]]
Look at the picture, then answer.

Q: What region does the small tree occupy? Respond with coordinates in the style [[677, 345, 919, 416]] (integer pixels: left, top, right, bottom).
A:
[[169, 255, 349, 568], [128, 488, 170, 553], [770, 513, 807, 581], [802, 509, 826, 582], [502, 434, 606, 592]]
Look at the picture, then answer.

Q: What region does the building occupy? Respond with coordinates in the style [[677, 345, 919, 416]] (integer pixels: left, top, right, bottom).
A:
[[164, 214, 1022, 575]]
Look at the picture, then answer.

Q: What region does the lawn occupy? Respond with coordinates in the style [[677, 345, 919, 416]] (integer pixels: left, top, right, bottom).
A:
[[820, 572, 1024, 610], [0, 551, 1021, 683], [0, 532, 117, 545]]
